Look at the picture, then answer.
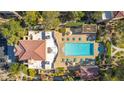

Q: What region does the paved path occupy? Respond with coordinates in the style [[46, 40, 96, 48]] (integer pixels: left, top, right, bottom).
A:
[[11, 11, 22, 19], [0, 18, 9, 23], [0, 69, 8, 80]]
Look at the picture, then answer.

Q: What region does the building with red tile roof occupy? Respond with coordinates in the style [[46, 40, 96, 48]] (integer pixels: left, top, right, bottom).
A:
[[113, 11, 124, 18], [15, 40, 46, 61], [14, 31, 58, 69], [80, 66, 99, 80]]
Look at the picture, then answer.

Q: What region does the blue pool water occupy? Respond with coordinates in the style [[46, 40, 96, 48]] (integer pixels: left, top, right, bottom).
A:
[[64, 43, 94, 56]]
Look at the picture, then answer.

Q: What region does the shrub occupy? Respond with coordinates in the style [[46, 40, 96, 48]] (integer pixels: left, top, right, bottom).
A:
[[58, 28, 66, 33], [56, 67, 64, 72]]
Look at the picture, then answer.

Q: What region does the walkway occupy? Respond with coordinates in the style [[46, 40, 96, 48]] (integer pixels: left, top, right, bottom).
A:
[[111, 45, 124, 56], [11, 11, 22, 19]]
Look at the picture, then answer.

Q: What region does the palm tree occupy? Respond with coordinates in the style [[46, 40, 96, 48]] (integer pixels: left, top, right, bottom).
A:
[[28, 69, 36, 80], [19, 64, 28, 75], [9, 63, 28, 80], [9, 63, 20, 80]]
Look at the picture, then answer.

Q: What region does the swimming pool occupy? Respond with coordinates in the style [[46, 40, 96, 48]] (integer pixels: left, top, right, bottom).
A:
[[64, 43, 94, 56]]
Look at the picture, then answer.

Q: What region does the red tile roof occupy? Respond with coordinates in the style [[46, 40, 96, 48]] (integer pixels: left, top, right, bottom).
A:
[[113, 11, 124, 18], [80, 66, 99, 80], [15, 40, 46, 61]]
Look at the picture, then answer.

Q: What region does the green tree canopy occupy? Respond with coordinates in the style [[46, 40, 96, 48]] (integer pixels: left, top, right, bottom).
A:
[[9, 63, 28, 75], [90, 11, 102, 21], [9, 63, 20, 76], [113, 20, 124, 48], [42, 11, 60, 30], [102, 59, 124, 81], [28, 69, 36, 80], [19, 64, 28, 75], [59, 11, 85, 22], [1, 19, 26, 45], [24, 11, 41, 26], [71, 11, 85, 21], [116, 20, 124, 34]]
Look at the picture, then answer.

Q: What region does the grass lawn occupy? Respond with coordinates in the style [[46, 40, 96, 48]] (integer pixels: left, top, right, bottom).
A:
[[106, 41, 111, 56], [65, 22, 83, 27], [117, 43, 124, 48], [115, 51, 124, 57]]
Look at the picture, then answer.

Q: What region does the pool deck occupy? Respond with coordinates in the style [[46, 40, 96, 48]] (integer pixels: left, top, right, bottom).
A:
[[54, 32, 99, 69]]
